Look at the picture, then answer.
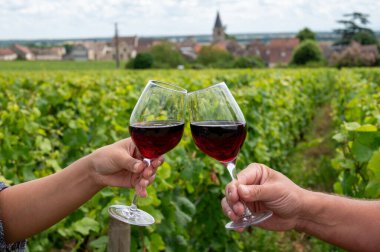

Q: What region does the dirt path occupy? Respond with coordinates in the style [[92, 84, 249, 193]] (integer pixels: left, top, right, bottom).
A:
[[289, 104, 338, 192]]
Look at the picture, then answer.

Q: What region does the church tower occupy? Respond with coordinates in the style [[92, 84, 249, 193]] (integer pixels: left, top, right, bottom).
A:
[[212, 11, 225, 43]]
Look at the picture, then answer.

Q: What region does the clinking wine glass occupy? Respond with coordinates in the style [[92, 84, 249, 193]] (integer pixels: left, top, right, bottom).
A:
[[188, 82, 273, 229], [108, 80, 187, 226]]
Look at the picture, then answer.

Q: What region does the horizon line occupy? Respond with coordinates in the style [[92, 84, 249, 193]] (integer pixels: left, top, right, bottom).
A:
[[1, 30, 380, 42]]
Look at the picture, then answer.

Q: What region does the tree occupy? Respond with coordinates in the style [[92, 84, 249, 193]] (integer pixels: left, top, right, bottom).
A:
[[291, 40, 323, 65], [129, 53, 153, 69], [296, 28, 316, 42], [148, 42, 185, 68], [233, 56, 264, 68], [334, 12, 378, 46], [63, 44, 74, 55], [197, 46, 233, 68], [353, 31, 379, 46]]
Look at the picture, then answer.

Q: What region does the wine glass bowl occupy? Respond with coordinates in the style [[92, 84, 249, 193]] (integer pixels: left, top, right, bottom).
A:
[[190, 120, 247, 163], [188, 82, 272, 229], [129, 121, 184, 160], [108, 80, 187, 226]]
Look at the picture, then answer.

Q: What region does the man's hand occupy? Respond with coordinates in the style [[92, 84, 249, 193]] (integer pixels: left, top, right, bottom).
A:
[[221, 163, 306, 231]]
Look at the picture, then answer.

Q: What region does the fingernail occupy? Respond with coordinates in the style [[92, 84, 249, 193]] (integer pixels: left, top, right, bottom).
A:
[[227, 210, 233, 218]]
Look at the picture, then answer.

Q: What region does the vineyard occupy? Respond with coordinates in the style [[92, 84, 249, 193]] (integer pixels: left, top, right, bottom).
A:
[[0, 67, 379, 251]]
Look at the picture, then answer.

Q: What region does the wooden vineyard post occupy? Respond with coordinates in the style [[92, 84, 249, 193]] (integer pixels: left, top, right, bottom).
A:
[[108, 217, 131, 252]]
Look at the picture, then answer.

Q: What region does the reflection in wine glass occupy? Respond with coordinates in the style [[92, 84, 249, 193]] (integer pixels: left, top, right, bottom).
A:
[[108, 80, 187, 226], [188, 82, 273, 229]]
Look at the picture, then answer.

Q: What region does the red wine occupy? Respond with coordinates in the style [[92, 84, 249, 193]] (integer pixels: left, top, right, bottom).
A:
[[190, 121, 247, 163], [130, 121, 184, 159]]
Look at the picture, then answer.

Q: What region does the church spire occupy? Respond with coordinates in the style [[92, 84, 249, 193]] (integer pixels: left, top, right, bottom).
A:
[[212, 11, 226, 43], [214, 11, 223, 28]]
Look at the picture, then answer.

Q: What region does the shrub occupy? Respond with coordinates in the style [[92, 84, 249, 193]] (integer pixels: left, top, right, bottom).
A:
[[291, 40, 323, 65], [197, 46, 234, 68], [330, 42, 378, 67], [128, 53, 153, 69], [149, 42, 185, 68], [233, 56, 265, 68]]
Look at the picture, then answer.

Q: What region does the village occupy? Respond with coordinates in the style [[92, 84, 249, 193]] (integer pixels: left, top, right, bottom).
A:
[[0, 12, 379, 67]]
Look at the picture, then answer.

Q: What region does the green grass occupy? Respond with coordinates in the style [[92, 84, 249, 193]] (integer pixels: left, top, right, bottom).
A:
[[0, 60, 122, 71]]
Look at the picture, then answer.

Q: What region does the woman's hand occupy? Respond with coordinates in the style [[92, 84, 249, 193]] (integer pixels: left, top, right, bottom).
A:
[[89, 138, 164, 197]]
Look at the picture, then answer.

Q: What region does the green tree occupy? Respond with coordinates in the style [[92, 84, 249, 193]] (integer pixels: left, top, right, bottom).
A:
[[196, 46, 233, 68], [149, 41, 185, 68], [64, 44, 74, 55], [334, 12, 378, 47], [233, 56, 265, 68], [291, 40, 323, 65], [353, 30, 379, 45], [129, 53, 153, 69], [296, 27, 316, 42]]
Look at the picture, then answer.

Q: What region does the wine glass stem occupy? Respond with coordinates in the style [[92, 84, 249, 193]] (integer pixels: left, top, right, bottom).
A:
[[226, 162, 253, 218], [131, 193, 138, 210], [130, 158, 151, 210]]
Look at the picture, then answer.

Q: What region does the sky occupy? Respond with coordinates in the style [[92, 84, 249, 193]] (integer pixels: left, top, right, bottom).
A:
[[0, 0, 380, 40]]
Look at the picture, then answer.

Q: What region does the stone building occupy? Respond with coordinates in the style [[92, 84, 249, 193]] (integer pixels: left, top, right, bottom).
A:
[[31, 47, 65, 60]]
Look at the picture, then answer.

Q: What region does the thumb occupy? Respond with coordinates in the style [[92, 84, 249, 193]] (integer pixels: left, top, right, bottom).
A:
[[124, 156, 145, 173], [238, 184, 270, 202]]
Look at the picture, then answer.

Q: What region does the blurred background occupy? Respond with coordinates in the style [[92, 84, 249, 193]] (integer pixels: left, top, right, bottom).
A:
[[0, 0, 379, 69]]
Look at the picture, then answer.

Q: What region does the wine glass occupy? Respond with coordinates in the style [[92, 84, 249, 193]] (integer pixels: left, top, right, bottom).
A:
[[188, 82, 272, 229], [109, 80, 187, 226]]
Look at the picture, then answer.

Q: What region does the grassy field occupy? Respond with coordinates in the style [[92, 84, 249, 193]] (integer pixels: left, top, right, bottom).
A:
[[0, 60, 120, 71]]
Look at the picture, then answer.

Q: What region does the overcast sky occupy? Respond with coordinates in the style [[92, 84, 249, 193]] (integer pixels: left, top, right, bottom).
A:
[[1, 0, 379, 40]]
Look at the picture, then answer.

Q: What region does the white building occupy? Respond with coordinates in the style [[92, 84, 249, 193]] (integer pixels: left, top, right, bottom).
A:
[[11, 44, 35, 60], [0, 48, 17, 61]]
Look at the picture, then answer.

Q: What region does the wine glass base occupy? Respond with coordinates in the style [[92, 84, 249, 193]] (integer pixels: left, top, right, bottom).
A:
[[108, 204, 155, 226], [225, 210, 273, 230]]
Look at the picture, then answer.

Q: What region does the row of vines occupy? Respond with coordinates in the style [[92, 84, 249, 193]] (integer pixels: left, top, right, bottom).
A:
[[0, 68, 379, 251], [331, 69, 380, 198]]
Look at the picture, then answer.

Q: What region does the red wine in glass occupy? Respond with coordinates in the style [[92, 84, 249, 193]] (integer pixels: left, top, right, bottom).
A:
[[190, 120, 247, 163], [108, 80, 187, 226], [130, 120, 185, 159], [188, 82, 273, 229]]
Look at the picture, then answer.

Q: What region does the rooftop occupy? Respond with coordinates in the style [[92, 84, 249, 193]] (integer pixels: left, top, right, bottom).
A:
[[0, 48, 15, 56]]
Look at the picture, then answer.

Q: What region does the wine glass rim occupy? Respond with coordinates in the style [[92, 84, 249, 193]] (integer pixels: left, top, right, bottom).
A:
[[148, 80, 187, 93], [187, 82, 227, 96]]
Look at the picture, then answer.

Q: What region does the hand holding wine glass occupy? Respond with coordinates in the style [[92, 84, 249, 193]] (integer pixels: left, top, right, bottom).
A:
[[188, 82, 272, 229], [91, 138, 163, 197], [108, 80, 187, 226]]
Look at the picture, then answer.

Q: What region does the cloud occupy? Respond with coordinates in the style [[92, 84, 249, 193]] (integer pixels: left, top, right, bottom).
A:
[[0, 0, 379, 39]]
